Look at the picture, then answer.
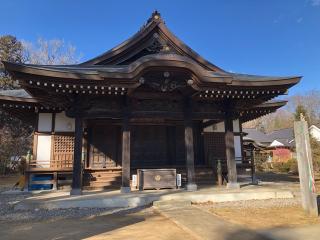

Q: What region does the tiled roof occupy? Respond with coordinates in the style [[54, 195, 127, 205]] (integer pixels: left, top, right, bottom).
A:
[[0, 89, 32, 98]]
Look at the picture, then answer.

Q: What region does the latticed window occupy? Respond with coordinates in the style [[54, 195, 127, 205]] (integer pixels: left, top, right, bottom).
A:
[[52, 134, 74, 168], [53, 135, 74, 154]]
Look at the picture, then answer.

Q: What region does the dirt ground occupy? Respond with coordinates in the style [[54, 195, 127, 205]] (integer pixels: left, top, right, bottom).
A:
[[201, 172, 320, 230], [1, 172, 320, 239], [208, 205, 320, 230], [0, 174, 19, 191], [0, 207, 196, 240], [0, 174, 196, 240], [256, 171, 320, 193]]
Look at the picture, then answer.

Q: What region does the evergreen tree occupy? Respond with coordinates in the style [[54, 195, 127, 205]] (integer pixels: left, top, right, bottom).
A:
[[0, 35, 24, 89], [310, 136, 320, 172], [0, 35, 28, 174], [294, 104, 310, 123]]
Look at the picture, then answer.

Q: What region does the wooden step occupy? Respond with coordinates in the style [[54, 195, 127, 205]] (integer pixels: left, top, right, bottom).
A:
[[84, 181, 121, 187], [84, 177, 121, 182], [85, 173, 122, 179], [85, 170, 122, 175], [83, 167, 218, 189], [85, 172, 122, 176], [85, 176, 121, 182], [83, 186, 120, 191]]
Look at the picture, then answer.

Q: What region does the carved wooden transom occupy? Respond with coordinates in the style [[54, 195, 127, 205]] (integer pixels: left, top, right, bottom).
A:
[[139, 70, 191, 93]]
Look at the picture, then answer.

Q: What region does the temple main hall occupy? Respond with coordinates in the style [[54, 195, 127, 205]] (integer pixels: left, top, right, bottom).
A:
[[0, 11, 300, 194]]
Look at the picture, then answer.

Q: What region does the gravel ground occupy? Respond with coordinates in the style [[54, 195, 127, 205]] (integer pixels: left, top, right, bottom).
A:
[[196, 197, 301, 209], [0, 192, 132, 223]]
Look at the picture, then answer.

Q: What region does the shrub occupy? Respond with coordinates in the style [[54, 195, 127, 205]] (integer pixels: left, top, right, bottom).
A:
[[272, 158, 298, 173]]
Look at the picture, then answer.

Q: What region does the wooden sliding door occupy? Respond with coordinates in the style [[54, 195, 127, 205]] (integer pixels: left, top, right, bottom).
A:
[[88, 125, 121, 169]]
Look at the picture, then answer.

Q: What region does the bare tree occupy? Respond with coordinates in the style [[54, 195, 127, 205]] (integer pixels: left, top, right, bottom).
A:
[[22, 37, 82, 65], [243, 108, 294, 132], [244, 90, 320, 132], [288, 90, 320, 125], [0, 35, 82, 175]]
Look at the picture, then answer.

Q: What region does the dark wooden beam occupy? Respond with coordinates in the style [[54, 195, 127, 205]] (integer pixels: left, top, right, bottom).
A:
[[201, 119, 220, 129], [74, 110, 226, 121]]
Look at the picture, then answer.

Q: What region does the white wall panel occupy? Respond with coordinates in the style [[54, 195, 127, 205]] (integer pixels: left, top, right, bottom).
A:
[[38, 113, 52, 132], [36, 135, 51, 167], [310, 126, 320, 141], [55, 112, 75, 132], [234, 135, 242, 159], [204, 121, 225, 132], [233, 119, 240, 133], [203, 119, 240, 133]]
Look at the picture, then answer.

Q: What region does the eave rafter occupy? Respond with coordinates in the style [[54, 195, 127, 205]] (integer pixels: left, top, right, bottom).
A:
[[0, 95, 64, 112], [238, 101, 287, 122], [195, 88, 287, 101], [24, 80, 128, 96], [2, 55, 301, 100]]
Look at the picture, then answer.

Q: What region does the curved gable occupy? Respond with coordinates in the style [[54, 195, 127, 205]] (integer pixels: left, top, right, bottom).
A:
[[80, 11, 225, 72]]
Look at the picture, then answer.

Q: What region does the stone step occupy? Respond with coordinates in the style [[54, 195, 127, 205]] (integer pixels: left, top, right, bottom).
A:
[[153, 200, 191, 207]]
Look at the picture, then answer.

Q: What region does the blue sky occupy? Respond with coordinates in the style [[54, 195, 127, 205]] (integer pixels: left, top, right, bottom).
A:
[[1, 0, 320, 95]]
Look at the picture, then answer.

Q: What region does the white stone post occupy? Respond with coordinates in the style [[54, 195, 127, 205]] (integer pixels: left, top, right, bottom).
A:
[[294, 117, 319, 216]]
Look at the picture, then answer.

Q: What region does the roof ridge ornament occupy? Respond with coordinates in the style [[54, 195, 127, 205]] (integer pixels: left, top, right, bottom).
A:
[[139, 10, 163, 32], [147, 10, 163, 24]]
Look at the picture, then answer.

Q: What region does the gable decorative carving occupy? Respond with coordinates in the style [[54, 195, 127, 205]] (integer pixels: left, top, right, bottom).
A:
[[145, 32, 173, 54], [117, 32, 178, 65]]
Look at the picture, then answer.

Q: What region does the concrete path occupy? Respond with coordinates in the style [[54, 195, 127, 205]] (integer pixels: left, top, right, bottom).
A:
[[154, 201, 273, 240], [154, 200, 320, 240], [12, 183, 295, 210]]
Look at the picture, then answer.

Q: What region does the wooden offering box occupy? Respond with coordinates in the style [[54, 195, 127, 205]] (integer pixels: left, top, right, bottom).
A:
[[137, 169, 177, 190]]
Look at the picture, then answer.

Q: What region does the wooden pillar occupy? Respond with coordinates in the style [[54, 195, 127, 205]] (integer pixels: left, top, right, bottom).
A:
[[184, 98, 197, 191], [250, 148, 258, 184], [82, 120, 89, 168], [166, 126, 176, 165], [194, 121, 205, 165], [70, 115, 83, 195], [224, 114, 240, 189], [121, 114, 131, 193]]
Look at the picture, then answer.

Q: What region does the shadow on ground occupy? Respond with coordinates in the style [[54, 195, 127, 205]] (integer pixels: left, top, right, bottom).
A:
[[0, 207, 148, 240], [256, 172, 300, 182], [224, 229, 274, 240]]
